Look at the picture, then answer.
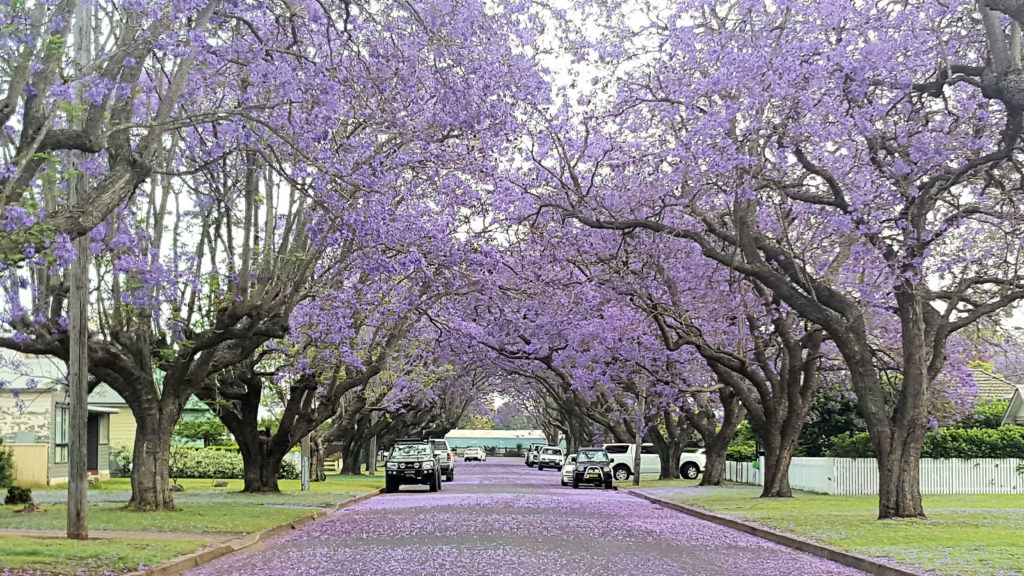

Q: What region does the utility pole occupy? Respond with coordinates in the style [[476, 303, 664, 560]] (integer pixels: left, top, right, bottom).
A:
[[300, 434, 310, 491], [632, 387, 645, 488], [67, 0, 92, 541]]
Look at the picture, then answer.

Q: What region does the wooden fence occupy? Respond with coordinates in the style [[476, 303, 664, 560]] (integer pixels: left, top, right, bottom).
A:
[[725, 457, 1024, 495]]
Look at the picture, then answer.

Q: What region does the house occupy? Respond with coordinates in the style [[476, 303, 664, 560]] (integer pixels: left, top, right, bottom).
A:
[[443, 429, 552, 454], [0, 351, 117, 486], [971, 367, 1018, 401], [0, 350, 214, 484], [1001, 384, 1024, 426]]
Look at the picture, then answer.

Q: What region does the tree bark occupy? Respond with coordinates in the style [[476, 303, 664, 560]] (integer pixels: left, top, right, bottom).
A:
[[128, 403, 180, 510]]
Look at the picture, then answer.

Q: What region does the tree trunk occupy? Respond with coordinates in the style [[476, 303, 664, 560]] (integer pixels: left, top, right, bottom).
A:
[[695, 388, 745, 487], [759, 434, 794, 498], [128, 405, 179, 510], [310, 434, 326, 482], [236, 428, 286, 493], [702, 447, 727, 485], [340, 440, 363, 475]]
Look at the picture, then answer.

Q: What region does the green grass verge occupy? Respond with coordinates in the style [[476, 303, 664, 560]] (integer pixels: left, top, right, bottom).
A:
[[659, 487, 1024, 576], [2, 473, 384, 533], [0, 535, 208, 574]]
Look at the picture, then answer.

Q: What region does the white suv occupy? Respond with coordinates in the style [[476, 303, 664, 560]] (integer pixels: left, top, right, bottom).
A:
[[603, 443, 705, 480], [536, 446, 564, 470]]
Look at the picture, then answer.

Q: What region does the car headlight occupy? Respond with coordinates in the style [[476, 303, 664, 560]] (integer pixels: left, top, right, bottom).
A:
[[386, 462, 398, 470], [422, 460, 435, 469]]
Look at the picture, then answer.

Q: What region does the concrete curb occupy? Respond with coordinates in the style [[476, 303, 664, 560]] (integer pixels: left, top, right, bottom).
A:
[[126, 489, 382, 576], [627, 490, 925, 576]]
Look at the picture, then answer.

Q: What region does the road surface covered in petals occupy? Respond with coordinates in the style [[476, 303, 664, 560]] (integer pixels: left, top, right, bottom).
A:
[[187, 457, 866, 576]]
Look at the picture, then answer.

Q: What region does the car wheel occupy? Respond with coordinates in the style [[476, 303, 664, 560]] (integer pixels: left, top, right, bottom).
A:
[[446, 470, 454, 482], [604, 479, 613, 490], [571, 477, 579, 489], [613, 465, 631, 481], [537, 465, 545, 471], [384, 477, 396, 493], [561, 479, 568, 486], [681, 462, 700, 480], [429, 473, 439, 492]]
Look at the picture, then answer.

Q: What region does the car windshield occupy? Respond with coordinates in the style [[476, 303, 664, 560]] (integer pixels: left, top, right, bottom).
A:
[[577, 450, 609, 463], [430, 441, 447, 451], [542, 448, 560, 455], [392, 444, 431, 457]]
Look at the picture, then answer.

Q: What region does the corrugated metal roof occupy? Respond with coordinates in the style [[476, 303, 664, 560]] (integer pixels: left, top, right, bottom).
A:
[[444, 429, 547, 439]]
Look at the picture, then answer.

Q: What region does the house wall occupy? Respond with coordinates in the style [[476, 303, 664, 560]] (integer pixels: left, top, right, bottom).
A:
[[108, 410, 136, 450], [48, 394, 67, 484], [0, 390, 52, 444], [8, 443, 48, 486]]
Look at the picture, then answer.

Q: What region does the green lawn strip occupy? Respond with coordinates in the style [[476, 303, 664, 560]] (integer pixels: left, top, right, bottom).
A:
[[0, 534, 208, 574], [661, 488, 1024, 576], [614, 477, 701, 489], [0, 503, 320, 533], [2, 474, 384, 533]]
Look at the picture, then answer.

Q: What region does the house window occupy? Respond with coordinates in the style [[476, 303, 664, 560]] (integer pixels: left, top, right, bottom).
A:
[[99, 415, 109, 444], [54, 404, 69, 463]]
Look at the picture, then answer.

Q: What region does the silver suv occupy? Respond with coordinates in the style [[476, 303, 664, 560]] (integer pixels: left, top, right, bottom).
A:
[[428, 438, 455, 481]]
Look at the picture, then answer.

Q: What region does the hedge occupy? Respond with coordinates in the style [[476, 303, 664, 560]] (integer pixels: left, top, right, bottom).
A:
[[827, 426, 1024, 459], [169, 446, 300, 479], [0, 438, 13, 489]]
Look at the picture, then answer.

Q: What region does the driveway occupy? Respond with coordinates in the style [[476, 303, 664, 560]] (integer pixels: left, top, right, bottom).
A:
[[187, 457, 867, 576]]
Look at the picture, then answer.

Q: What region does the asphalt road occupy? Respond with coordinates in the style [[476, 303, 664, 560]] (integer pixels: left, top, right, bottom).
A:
[[187, 457, 867, 576]]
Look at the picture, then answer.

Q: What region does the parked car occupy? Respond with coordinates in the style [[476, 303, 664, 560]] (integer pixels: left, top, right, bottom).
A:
[[384, 440, 441, 493], [524, 443, 546, 467], [571, 447, 613, 489], [560, 453, 577, 486], [536, 446, 564, 470], [428, 438, 456, 481], [463, 446, 487, 462], [603, 443, 705, 480]]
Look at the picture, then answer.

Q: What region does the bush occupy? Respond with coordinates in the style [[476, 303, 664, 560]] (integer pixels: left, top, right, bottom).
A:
[[0, 438, 13, 489], [726, 442, 758, 462], [5, 486, 32, 505], [726, 421, 759, 461], [827, 426, 1024, 459], [956, 400, 1010, 430], [827, 432, 876, 458], [924, 426, 1024, 459], [279, 459, 299, 480], [170, 447, 244, 479], [112, 445, 132, 476]]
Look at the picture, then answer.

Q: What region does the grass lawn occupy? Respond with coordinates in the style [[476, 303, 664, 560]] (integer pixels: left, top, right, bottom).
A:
[[1, 473, 384, 533], [0, 535, 208, 574], [655, 486, 1024, 576]]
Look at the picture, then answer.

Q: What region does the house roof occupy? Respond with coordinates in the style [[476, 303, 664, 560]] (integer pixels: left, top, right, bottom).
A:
[[971, 368, 1018, 401], [444, 429, 547, 439], [88, 384, 208, 412], [1002, 385, 1024, 426], [0, 350, 65, 390]]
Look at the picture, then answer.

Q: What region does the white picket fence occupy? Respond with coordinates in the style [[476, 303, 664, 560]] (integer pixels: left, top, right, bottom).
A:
[[725, 457, 1024, 495]]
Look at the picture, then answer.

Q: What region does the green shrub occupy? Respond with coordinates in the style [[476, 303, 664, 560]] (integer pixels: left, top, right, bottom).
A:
[[726, 442, 757, 462], [0, 438, 13, 489], [169, 447, 244, 479], [170, 447, 301, 479], [956, 399, 1011, 430], [827, 426, 1024, 459], [279, 459, 299, 480], [827, 432, 876, 458], [5, 486, 32, 505], [924, 426, 1024, 459]]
